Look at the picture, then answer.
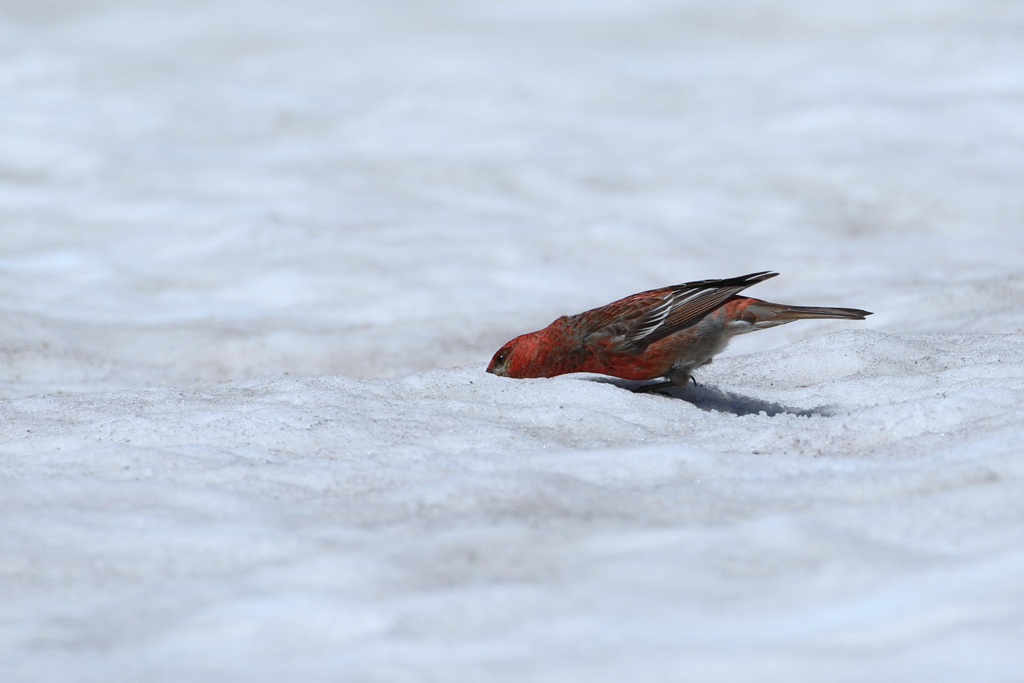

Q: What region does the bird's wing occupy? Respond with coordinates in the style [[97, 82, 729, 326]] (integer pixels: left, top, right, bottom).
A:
[[614, 271, 779, 349]]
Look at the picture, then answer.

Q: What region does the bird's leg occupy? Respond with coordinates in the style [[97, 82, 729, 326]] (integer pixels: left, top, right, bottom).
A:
[[669, 368, 697, 388], [635, 369, 696, 393], [634, 380, 675, 394]]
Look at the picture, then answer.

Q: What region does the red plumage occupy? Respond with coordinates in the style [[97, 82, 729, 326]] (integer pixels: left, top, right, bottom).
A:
[[486, 272, 871, 390]]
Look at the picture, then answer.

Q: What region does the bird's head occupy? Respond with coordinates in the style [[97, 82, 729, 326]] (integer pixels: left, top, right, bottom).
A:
[[486, 332, 547, 378]]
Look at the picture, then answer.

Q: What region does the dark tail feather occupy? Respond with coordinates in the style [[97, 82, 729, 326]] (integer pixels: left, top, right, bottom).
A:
[[764, 304, 872, 321]]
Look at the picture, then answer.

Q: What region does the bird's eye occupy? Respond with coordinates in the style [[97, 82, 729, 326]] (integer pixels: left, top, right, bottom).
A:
[[495, 351, 507, 364]]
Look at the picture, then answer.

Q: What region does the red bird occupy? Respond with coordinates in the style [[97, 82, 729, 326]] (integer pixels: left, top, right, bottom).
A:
[[486, 271, 871, 391]]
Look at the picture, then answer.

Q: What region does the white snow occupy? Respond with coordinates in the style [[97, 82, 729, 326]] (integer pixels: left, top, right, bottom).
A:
[[2, 0, 1024, 681]]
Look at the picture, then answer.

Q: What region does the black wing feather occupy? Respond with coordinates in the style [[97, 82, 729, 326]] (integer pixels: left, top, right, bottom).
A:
[[621, 271, 778, 348]]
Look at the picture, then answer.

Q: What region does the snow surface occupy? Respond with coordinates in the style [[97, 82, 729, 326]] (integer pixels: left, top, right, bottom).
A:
[[2, 0, 1024, 681]]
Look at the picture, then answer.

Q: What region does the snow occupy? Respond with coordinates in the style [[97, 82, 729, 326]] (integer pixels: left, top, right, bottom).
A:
[[2, 0, 1024, 680]]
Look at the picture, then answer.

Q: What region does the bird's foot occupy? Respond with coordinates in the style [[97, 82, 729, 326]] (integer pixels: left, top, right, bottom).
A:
[[634, 373, 698, 395], [635, 380, 675, 394]]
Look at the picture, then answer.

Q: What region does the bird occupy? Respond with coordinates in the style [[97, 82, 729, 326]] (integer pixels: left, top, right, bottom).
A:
[[486, 271, 871, 391]]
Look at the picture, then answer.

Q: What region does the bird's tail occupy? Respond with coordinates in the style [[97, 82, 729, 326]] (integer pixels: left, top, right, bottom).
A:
[[733, 301, 872, 332], [757, 304, 872, 321]]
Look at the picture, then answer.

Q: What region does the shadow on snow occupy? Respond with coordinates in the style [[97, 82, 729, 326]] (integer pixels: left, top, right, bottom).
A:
[[592, 378, 833, 418]]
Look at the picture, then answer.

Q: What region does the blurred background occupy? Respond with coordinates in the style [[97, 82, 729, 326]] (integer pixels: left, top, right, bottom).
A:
[[1, 0, 1022, 396]]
